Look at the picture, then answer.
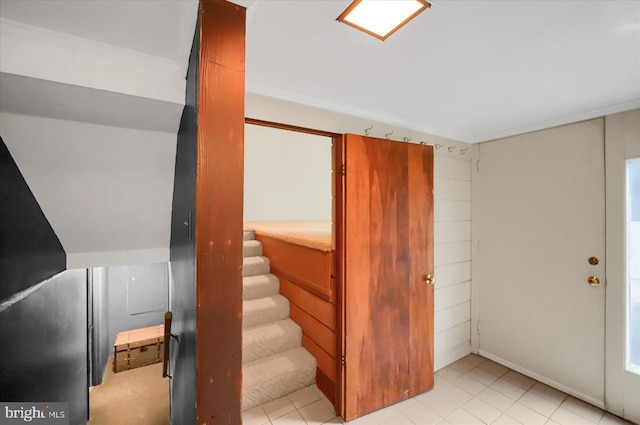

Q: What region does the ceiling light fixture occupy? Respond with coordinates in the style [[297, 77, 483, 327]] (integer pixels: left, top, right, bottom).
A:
[[337, 0, 431, 41]]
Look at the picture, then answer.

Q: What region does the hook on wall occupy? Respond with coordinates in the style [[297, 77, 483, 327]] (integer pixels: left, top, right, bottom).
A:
[[403, 137, 411, 142], [435, 144, 443, 149], [364, 125, 373, 136], [460, 147, 469, 155], [385, 130, 394, 140], [420, 141, 427, 145], [448, 145, 457, 152]]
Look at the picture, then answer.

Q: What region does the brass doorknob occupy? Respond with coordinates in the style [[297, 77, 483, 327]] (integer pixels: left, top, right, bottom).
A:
[[587, 276, 600, 287], [423, 274, 435, 285]]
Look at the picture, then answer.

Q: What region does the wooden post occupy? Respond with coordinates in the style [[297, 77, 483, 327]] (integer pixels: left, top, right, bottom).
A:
[[196, 0, 245, 423]]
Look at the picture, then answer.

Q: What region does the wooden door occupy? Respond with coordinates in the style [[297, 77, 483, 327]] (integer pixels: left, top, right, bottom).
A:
[[342, 134, 434, 420]]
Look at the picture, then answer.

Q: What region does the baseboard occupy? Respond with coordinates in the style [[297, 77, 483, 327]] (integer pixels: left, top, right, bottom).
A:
[[435, 342, 472, 371], [478, 350, 605, 410]]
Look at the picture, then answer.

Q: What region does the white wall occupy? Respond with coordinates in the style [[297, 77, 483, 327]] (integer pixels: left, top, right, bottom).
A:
[[0, 112, 176, 268], [244, 124, 332, 222], [246, 93, 473, 370], [433, 156, 473, 370]]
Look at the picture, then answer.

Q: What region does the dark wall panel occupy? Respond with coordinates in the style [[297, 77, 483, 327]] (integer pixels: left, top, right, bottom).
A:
[[0, 269, 88, 425], [0, 136, 65, 302], [168, 16, 199, 425]]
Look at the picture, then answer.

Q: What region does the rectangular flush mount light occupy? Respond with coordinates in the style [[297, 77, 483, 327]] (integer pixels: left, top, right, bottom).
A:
[[337, 0, 431, 41]]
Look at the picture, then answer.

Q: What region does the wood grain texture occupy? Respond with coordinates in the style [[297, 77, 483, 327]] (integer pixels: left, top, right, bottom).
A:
[[342, 135, 434, 420], [407, 142, 435, 395], [257, 234, 335, 302], [195, 1, 245, 423], [279, 277, 336, 330], [302, 334, 336, 389], [290, 304, 336, 358]]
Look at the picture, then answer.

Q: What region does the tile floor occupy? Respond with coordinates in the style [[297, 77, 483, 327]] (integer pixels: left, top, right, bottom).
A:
[[242, 354, 634, 425]]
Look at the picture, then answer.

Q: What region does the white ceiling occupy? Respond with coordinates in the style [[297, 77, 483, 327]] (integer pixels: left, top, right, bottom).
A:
[[2, 0, 638, 143], [238, 0, 640, 143]]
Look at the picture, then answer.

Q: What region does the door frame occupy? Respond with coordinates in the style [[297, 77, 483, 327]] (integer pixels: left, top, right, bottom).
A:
[[604, 110, 640, 422], [244, 117, 345, 414]]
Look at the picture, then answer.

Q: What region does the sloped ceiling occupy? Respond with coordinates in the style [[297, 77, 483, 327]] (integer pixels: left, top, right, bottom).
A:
[[238, 0, 640, 142], [0, 0, 198, 268]]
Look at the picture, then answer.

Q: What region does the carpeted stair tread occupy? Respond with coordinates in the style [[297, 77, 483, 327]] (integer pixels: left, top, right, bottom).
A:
[[243, 294, 289, 329], [243, 274, 279, 300], [242, 347, 317, 411], [242, 319, 302, 364], [243, 231, 255, 241], [243, 240, 262, 257], [242, 256, 270, 277]]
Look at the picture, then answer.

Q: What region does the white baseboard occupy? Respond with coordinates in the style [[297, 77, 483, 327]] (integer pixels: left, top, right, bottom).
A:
[[435, 342, 472, 371], [478, 350, 605, 410]]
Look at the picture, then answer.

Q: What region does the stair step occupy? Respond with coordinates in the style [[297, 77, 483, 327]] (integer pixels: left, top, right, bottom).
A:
[[243, 230, 255, 241], [243, 319, 302, 364], [243, 295, 289, 329], [243, 274, 279, 300], [243, 240, 262, 257], [242, 347, 317, 411], [243, 256, 270, 277]]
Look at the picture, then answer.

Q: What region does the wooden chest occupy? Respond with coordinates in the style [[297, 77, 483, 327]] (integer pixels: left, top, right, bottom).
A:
[[113, 324, 164, 373]]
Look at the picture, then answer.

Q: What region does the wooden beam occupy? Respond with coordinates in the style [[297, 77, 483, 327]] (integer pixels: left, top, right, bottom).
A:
[[196, 0, 245, 423]]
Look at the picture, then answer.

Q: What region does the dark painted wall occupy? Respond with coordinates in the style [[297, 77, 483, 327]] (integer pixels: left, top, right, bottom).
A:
[[168, 18, 199, 425], [0, 269, 88, 425], [0, 136, 65, 302]]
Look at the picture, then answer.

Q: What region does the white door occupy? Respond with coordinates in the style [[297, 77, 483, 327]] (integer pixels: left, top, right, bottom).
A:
[[475, 119, 606, 407], [605, 109, 640, 423]]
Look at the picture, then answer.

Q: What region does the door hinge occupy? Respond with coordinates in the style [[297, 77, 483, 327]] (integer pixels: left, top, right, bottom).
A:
[[341, 356, 346, 366], [341, 165, 346, 176], [476, 159, 480, 173], [477, 321, 481, 336]]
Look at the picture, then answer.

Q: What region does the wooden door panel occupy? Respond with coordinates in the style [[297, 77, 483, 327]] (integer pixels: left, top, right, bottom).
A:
[[343, 134, 434, 420], [408, 143, 435, 395]]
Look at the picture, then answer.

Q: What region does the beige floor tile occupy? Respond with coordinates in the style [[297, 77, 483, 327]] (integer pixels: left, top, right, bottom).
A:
[[505, 402, 548, 425], [242, 405, 271, 425], [437, 365, 464, 381], [491, 377, 528, 400], [519, 391, 562, 417], [453, 374, 488, 396], [493, 414, 523, 425], [417, 389, 459, 418], [478, 360, 510, 378], [462, 397, 501, 424], [439, 382, 475, 406], [561, 397, 604, 424], [476, 387, 516, 412], [445, 407, 485, 424], [465, 366, 500, 386], [298, 399, 335, 425], [550, 407, 597, 425], [288, 385, 320, 409], [271, 410, 306, 425], [502, 370, 537, 390], [528, 382, 568, 406], [263, 396, 296, 421], [401, 402, 442, 425]]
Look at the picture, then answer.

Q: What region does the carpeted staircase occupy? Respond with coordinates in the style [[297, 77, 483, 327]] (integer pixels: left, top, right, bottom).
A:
[[242, 230, 317, 411]]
